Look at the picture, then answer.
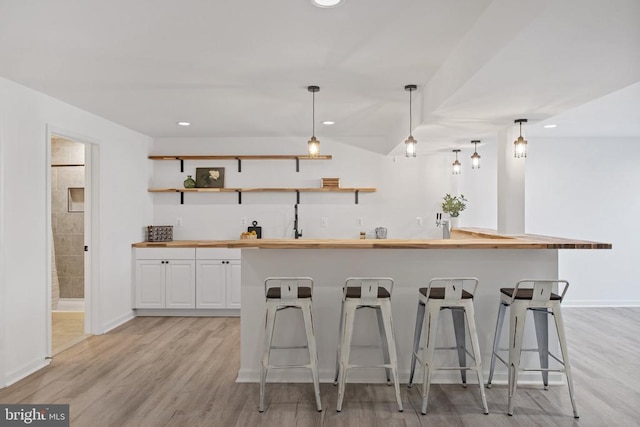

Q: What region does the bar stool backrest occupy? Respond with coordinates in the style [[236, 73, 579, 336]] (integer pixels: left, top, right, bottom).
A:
[[264, 277, 314, 301], [427, 277, 479, 301], [344, 277, 394, 302], [511, 279, 569, 304]]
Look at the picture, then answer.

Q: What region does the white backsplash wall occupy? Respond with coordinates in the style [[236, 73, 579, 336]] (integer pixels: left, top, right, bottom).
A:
[[152, 137, 455, 240]]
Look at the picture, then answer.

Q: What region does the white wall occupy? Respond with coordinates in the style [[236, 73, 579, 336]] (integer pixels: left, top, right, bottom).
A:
[[0, 76, 153, 386], [152, 137, 457, 240], [526, 137, 640, 306]]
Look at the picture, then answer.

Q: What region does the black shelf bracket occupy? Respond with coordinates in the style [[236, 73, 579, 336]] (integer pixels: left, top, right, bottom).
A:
[[355, 190, 359, 204], [295, 157, 300, 172], [180, 159, 184, 173], [236, 157, 242, 173], [296, 190, 300, 204], [238, 191, 242, 205], [180, 192, 184, 205]]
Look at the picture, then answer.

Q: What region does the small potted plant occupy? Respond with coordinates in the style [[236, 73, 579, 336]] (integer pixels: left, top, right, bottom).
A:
[[441, 193, 467, 227]]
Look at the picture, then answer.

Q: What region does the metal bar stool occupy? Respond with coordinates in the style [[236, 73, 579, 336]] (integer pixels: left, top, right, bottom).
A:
[[259, 277, 322, 413], [408, 277, 489, 415], [333, 277, 403, 412], [486, 280, 578, 418]]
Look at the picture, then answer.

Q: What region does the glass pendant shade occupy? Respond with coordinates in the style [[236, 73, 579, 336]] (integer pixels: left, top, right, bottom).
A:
[[470, 140, 481, 169], [308, 136, 320, 158], [452, 149, 461, 174], [405, 135, 417, 157], [514, 119, 528, 158]]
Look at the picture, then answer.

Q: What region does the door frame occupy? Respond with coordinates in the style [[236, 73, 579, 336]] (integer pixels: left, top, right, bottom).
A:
[[46, 125, 101, 357]]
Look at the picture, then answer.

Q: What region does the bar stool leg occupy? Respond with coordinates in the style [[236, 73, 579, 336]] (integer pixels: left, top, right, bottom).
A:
[[421, 305, 440, 415], [464, 302, 489, 414], [333, 300, 345, 385], [259, 304, 277, 412], [301, 301, 322, 412], [337, 300, 356, 412], [408, 301, 425, 388], [375, 308, 392, 385], [552, 306, 579, 418], [508, 303, 527, 416], [379, 299, 403, 412], [533, 309, 550, 390], [451, 307, 467, 387], [487, 302, 507, 388]]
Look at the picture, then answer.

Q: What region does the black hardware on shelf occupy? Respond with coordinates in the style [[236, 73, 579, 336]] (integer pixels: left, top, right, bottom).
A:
[[180, 159, 184, 173], [180, 192, 184, 205], [296, 190, 300, 204], [295, 157, 300, 172], [355, 190, 359, 204], [236, 157, 242, 172], [238, 191, 242, 204]]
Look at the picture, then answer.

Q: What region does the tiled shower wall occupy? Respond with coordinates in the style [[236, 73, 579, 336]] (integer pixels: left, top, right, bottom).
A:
[[51, 138, 85, 298]]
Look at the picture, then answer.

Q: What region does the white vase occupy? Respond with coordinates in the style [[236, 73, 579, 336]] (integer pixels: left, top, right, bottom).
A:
[[449, 216, 459, 229]]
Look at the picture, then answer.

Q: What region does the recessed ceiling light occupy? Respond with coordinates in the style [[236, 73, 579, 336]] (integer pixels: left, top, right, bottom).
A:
[[312, 0, 344, 8], [177, 121, 191, 126], [322, 121, 335, 125], [543, 124, 557, 128]]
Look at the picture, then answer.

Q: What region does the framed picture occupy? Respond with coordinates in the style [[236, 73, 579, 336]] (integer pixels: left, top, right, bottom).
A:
[[195, 167, 225, 188]]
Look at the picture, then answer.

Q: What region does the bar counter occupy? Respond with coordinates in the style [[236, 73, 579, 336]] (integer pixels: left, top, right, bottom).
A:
[[133, 229, 610, 385]]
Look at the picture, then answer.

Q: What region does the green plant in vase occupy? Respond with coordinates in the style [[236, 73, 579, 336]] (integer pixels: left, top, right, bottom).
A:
[[441, 193, 467, 217]]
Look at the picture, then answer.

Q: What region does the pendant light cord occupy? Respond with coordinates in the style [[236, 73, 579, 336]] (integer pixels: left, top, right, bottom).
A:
[[409, 89, 412, 135], [312, 91, 315, 137]]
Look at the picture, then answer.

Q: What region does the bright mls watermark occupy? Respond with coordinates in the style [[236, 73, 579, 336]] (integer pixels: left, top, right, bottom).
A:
[[0, 405, 69, 426]]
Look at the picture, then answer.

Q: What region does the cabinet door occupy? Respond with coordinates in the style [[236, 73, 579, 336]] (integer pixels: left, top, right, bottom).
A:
[[135, 260, 165, 308], [165, 260, 196, 309], [226, 260, 242, 309], [196, 260, 226, 309]]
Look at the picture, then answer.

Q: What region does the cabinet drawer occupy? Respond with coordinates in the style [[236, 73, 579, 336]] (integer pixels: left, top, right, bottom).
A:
[[196, 248, 241, 260], [135, 248, 195, 260]]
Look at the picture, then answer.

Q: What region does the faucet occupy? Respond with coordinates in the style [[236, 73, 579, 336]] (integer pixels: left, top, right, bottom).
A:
[[436, 213, 451, 239], [294, 204, 303, 239]]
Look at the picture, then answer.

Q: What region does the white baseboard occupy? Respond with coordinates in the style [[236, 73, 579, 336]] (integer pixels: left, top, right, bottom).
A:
[[562, 300, 640, 307], [101, 311, 135, 334], [3, 358, 51, 388], [236, 368, 563, 385], [135, 309, 240, 317]]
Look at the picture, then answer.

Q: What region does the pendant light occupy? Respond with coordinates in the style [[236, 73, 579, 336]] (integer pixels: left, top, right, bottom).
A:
[[470, 140, 481, 169], [307, 85, 320, 158], [404, 84, 417, 157], [514, 118, 528, 158], [452, 149, 461, 174]]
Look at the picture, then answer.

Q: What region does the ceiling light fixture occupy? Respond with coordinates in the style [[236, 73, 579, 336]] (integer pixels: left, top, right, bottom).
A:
[[177, 121, 191, 126], [312, 0, 344, 8], [470, 140, 481, 169], [544, 124, 557, 128], [452, 149, 461, 174], [322, 121, 335, 125], [307, 85, 320, 158], [514, 118, 528, 158], [404, 84, 418, 158]]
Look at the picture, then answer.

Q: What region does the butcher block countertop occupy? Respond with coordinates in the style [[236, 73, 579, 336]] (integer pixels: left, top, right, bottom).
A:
[[132, 228, 611, 250]]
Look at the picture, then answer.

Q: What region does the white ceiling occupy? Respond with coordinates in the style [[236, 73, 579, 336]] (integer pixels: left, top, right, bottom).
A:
[[0, 0, 638, 154]]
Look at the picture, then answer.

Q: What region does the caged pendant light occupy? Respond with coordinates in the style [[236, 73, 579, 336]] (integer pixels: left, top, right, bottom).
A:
[[307, 86, 320, 158], [452, 149, 461, 174], [470, 140, 481, 169], [404, 84, 418, 157], [513, 119, 528, 158]]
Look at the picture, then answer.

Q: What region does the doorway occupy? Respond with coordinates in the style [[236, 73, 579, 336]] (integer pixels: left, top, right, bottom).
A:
[[50, 135, 90, 354]]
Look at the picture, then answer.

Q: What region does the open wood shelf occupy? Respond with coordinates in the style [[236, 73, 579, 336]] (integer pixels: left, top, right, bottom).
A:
[[149, 187, 376, 204], [149, 154, 332, 172]]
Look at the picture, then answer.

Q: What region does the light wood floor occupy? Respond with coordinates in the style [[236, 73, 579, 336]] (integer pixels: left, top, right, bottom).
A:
[[2, 308, 639, 426], [52, 311, 89, 355]]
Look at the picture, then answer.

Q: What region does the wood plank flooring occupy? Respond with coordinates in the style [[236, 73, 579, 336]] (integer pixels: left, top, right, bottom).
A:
[[1, 308, 639, 426]]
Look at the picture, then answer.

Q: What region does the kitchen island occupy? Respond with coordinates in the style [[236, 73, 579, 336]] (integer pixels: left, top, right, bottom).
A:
[[133, 229, 610, 384]]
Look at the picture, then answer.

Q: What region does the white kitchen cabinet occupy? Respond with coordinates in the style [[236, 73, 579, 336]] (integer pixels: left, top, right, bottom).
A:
[[134, 248, 196, 309], [196, 248, 241, 310]]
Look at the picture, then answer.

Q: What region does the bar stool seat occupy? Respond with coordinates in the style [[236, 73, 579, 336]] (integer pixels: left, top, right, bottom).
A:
[[408, 277, 489, 415], [487, 280, 578, 418], [334, 277, 403, 412], [259, 277, 321, 413]]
